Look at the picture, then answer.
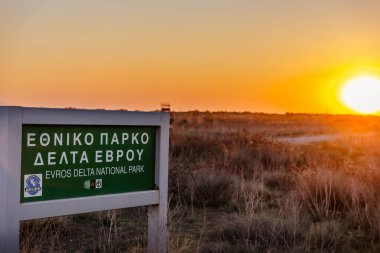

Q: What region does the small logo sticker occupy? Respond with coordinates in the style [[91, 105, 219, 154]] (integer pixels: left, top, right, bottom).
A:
[[84, 179, 103, 189], [95, 179, 102, 189], [84, 180, 91, 189], [24, 174, 43, 197]]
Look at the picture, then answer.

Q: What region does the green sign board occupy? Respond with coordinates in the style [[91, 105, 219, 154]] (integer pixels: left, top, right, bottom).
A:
[[21, 125, 156, 203]]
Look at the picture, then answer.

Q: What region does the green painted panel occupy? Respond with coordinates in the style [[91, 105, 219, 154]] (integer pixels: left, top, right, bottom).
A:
[[21, 125, 156, 203]]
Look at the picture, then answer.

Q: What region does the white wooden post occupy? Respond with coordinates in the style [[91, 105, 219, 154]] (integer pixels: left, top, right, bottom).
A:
[[0, 107, 9, 251], [0, 107, 22, 253], [148, 112, 169, 253]]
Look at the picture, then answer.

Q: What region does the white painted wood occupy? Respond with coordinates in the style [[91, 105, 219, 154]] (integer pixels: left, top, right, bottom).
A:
[[0, 107, 9, 251], [5, 107, 22, 253], [148, 112, 170, 253], [148, 205, 159, 252], [21, 107, 162, 125], [21, 190, 159, 220]]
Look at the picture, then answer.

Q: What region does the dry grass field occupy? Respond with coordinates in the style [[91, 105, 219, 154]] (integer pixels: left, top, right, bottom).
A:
[[21, 112, 380, 252]]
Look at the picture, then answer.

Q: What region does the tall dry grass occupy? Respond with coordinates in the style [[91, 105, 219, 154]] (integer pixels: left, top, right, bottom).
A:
[[20, 112, 380, 252], [20, 217, 68, 253], [169, 112, 380, 252]]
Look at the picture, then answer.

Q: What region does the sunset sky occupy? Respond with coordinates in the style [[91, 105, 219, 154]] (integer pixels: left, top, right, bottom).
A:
[[1, 0, 380, 113]]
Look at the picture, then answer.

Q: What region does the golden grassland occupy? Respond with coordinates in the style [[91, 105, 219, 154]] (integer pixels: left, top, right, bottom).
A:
[[21, 112, 380, 252]]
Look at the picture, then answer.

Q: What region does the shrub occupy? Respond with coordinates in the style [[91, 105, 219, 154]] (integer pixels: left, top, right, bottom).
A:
[[181, 169, 239, 208], [295, 168, 374, 221], [206, 213, 306, 253], [305, 220, 347, 252], [20, 217, 68, 253]]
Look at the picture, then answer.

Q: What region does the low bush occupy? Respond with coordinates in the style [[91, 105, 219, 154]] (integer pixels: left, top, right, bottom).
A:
[[181, 169, 239, 208]]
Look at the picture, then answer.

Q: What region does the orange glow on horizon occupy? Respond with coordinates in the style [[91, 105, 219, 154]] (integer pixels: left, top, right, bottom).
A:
[[2, 1, 380, 114]]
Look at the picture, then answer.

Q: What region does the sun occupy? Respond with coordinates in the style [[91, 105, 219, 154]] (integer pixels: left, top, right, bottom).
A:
[[340, 76, 380, 114]]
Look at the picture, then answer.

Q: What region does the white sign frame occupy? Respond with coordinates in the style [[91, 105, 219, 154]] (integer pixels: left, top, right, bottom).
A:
[[0, 106, 169, 253]]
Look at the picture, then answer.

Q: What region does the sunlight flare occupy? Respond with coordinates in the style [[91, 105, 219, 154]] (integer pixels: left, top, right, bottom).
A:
[[340, 76, 380, 114]]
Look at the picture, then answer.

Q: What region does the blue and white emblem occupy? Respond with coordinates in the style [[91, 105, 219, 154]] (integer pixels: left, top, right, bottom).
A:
[[24, 174, 43, 197]]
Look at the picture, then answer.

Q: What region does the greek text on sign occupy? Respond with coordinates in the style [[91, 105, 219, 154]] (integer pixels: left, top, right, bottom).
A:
[[21, 125, 156, 203]]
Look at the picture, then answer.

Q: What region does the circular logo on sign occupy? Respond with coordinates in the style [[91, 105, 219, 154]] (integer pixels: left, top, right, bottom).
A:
[[96, 179, 102, 189], [25, 175, 42, 196]]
